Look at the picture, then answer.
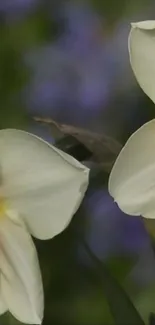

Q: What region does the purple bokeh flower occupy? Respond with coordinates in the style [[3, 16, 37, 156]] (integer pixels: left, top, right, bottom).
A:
[[84, 189, 149, 259], [0, 0, 38, 21], [24, 1, 141, 138]]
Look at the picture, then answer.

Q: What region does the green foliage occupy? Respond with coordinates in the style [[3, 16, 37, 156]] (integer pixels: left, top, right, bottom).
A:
[[106, 256, 137, 281], [82, 240, 145, 325], [0, 23, 27, 128], [0, 7, 57, 128], [90, 0, 153, 24]]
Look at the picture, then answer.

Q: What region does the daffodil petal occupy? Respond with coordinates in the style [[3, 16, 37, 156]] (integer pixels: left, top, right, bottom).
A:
[[108, 119, 155, 218], [0, 129, 89, 239], [129, 20, 155, 103], [0, 215, 43, 324]]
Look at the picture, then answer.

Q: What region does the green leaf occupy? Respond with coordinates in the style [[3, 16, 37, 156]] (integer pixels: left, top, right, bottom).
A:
[[149, 313, 155, 325], [106, 255, 137, 281], [133, 284, 155, 325], [4, 8, 55, 52], [90, 0, 152, 25], [0, 312, 25, 325], [82, 239, 145, 325]]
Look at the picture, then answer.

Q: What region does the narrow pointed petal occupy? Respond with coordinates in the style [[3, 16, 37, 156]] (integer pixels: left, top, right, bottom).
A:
[[0, 129, 89, 239], [129, 20, 155, 103], [108, 119, 155, 218], [0, 215, 43, 324]]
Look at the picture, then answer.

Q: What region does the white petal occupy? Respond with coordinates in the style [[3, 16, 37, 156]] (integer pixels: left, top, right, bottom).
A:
[[129, 20, 155, 103], [108, 119, 155, 218], [0, 129, 89, 239], [131, 21, 155, 30], [0, 215, 43, 324]]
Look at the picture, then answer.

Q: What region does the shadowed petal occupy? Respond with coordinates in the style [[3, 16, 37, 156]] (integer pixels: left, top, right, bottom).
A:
[[129, 20, 155, 103], [0, 215, 43, 324], [0, 129, 89, 239], [109, 119, 155, 218]]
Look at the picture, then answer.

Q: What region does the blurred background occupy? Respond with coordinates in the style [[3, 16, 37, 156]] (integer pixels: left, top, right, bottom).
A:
[[1, 0, 155, 324]]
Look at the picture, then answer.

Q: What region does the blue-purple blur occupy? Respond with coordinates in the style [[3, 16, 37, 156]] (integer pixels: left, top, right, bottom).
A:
[[1, 1, 155, 324]]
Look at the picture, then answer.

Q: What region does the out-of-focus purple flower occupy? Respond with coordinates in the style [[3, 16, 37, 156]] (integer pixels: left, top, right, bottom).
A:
[[58, 1, 103, 56], [24, 1, 140, 137], [83, 189, 149, 260], [25, 79, 68, 113], [78, 188, 155, 286], [0, 0, 38, 21], [24, 0, 155, 139], [27, 122, 55, 144], [25, 1, 112, 118]]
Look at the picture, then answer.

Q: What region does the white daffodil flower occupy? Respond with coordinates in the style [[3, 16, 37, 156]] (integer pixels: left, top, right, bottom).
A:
[[0, 129, 89, 324], [109, 21, 155, 217], [109, 119, 155, 217], [129, 20, 155, 103]]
